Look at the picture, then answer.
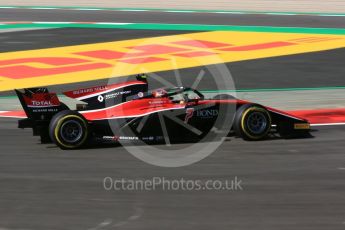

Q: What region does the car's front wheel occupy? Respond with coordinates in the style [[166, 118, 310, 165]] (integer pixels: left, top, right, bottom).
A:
[[234, 104, 272, 141], [49, 110, 89, 149]]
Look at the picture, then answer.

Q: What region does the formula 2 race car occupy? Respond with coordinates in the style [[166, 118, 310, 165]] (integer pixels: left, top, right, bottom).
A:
[[15, 75, 310, 149]]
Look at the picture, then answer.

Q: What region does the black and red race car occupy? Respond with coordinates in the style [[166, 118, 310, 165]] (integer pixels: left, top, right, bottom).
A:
[[15, 75, 310, 149]]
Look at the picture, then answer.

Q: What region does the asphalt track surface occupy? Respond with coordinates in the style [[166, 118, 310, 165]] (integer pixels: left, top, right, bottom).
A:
[[0, 28, 193, 52], [1, 9, 345, 230], [1, 118, 345, 230], [1, 8, 345, 28]]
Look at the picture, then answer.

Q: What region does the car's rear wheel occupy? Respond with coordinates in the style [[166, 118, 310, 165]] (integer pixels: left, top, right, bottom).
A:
[[234, 104, 272, 141], [49, 110, 89, 149]]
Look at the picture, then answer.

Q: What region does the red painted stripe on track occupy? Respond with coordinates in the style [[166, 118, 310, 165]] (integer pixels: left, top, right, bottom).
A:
[[0, 110, 26, 118], [0, 63, 111, 79], [288, 108, 345, 124]]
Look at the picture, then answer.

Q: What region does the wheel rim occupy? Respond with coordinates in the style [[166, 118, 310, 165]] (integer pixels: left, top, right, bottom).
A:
[[246, 111, 267, 135], [60, 120, 83, 143]]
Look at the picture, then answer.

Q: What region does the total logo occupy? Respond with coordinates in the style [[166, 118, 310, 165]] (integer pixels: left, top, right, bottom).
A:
[[196, 109, 219, 118], [31, 100, 53, 107]]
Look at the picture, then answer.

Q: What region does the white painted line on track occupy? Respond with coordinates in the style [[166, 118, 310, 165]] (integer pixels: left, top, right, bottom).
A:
[[318, 14, 345, 17], [311, 123, 345, 127]]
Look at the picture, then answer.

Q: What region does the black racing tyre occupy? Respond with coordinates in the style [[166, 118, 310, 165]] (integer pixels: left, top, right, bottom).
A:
[[234, 104, 272, 141], [49, 110, 89, 150], [212, 94, 236, 100]]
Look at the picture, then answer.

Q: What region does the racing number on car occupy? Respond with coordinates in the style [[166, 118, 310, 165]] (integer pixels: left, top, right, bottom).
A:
[[184, 108, 194, 123]]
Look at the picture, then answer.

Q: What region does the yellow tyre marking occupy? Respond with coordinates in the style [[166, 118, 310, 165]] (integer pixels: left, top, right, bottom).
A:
[[54, 115, 88, 149], [240, 107, 272, 140]]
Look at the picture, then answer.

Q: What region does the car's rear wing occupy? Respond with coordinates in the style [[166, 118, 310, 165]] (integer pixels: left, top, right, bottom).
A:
[[15, 88, 69, 142]]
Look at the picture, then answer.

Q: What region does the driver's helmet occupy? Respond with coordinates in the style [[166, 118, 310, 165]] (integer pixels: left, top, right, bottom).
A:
[[136, 73, 147, 82], [152, 89, 167, 98]]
